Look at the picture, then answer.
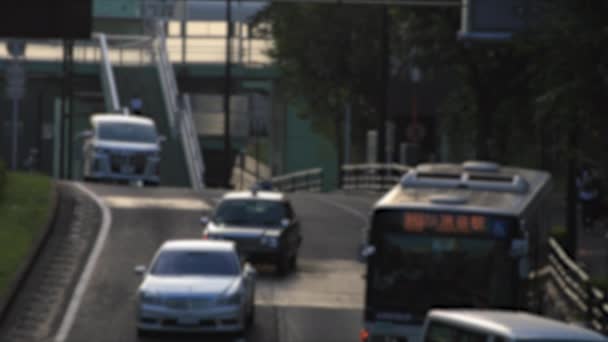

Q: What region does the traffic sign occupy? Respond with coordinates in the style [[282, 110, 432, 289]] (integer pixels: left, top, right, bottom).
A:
[[7, 40, 26, 57], [0, 1, 92, 39], [459, 0, 541, 40]]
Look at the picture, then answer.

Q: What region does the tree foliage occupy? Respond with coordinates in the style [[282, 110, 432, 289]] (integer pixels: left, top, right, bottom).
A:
[[259, 3, 386, 144], [260, 1, 608, 175]]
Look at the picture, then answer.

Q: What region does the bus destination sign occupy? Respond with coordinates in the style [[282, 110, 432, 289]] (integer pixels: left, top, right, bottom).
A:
[[403, 212, 510, 238]]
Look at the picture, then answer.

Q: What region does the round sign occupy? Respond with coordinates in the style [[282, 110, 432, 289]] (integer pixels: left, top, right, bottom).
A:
[[7, 40, 26, 58]]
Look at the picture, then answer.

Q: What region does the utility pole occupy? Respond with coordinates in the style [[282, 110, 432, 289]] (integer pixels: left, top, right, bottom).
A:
[[377, 5, 390, 164], [60, 40, 74, 178], [566, 124, 579, 258], [65, 40, 74, 179], [223, 0, 233, 187], [6, 40, 26, 171]]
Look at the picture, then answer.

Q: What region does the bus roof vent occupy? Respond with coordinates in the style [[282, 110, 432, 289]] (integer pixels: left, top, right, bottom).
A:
[[429, 194, 468, 205], [463, 161, 500, 173], [401, 169, 530, 194]]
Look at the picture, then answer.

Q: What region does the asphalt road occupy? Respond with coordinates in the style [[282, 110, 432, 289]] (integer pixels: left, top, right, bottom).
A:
[[62, 184, 378, 342]]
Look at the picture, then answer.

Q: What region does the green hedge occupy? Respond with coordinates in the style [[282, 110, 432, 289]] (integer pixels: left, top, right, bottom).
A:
[[0, 160, 6, 195], [0, 172, 52, 297]]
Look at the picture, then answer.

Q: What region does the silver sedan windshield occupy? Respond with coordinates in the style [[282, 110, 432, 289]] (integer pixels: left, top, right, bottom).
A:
[[151, 251, 239, 276]]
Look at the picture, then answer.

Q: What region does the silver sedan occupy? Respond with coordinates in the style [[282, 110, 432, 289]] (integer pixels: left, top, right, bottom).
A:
[[134, 240, 256, 336]]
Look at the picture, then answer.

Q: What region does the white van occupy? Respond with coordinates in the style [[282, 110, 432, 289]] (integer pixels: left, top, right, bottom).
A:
[[81, 114, 164, 185], [421, 309, 606, 342]]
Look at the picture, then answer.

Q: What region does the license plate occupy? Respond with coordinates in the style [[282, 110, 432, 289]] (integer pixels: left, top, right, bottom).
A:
[[178, 317, 199, 326]]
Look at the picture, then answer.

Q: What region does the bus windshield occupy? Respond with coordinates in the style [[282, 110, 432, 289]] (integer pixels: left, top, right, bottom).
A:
[[367, 210, 518, 322]]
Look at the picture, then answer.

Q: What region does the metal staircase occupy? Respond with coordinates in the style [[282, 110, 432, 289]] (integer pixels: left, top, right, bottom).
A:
[[94, 28, 205, 191], [151, 21, 205, 192], [95, 33, 121, 113]]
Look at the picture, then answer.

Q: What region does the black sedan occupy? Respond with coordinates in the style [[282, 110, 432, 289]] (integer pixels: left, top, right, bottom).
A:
[[201, 190, 302, 275]]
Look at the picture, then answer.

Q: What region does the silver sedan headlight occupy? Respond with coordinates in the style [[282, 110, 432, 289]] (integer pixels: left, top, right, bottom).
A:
[[93, 147, 108, 155], [217, 291, 241, 306], [140, 291, 162, 306]]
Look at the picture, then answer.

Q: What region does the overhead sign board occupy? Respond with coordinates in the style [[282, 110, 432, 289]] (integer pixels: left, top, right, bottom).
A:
[[0, 0, 92, 39], [459, 0, 542, 41]]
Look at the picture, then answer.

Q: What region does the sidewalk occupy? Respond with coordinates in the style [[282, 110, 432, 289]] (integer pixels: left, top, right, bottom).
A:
[[577, 227, 608, 279], [550, 195, 608, 279]]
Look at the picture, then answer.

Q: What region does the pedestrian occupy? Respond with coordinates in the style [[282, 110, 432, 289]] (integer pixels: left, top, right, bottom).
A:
[[576, 165, 600, 231], [130, 95, 143, 115]]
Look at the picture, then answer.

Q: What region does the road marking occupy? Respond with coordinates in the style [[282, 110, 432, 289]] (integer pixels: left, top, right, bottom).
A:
[[255, 259, 364, 310], [310, 196, 368, 224], [310, 195, 370, 244], [54, 183, 113, 342], [103, 195, 210, 210]]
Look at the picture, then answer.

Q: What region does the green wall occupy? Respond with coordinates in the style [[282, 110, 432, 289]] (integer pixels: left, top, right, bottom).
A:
[[284, 106, 337, 192]]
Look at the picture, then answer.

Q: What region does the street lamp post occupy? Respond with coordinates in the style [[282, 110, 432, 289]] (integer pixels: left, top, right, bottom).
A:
[[409, 65, 422, 144], [401, 64, 422, 165], [223, 0, 233, 188]]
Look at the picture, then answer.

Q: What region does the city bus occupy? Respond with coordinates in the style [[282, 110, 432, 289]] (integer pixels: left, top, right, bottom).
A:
[[360, 161, 552, 342]]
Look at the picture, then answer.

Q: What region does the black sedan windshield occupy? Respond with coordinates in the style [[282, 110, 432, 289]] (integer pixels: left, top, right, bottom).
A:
[[151, 251, 239, 276], [214, 199, 287, 227]]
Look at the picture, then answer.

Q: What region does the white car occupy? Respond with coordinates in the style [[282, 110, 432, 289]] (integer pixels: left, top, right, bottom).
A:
[[421, 309, 606, 342], [134, 240, 256, 336], [81, 114, 164, 185]]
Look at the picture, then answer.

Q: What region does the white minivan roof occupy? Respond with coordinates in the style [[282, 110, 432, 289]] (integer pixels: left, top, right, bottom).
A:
[[91, 114, 155, 127]]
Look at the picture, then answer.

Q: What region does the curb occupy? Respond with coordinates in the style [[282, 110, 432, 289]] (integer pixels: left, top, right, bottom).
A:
[[0, 181, 61, 325]]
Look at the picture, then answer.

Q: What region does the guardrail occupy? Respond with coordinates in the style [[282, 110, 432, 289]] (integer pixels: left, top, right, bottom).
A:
[[546, 238, 608, 335], [341, 163, 409, 191], [270, 168, 323, 192]]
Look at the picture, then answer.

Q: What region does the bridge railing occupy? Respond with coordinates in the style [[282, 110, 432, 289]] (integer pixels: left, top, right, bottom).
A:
[[545, 238, 608, 335], [341, 163, 409, 192], [271, 168, 323, 193]]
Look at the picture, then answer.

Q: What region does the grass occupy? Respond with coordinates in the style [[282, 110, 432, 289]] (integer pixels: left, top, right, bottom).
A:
[[0, 172, 52, 298]]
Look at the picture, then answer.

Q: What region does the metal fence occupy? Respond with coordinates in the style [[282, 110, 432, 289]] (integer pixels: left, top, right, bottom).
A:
[[545, 238, 608, 335], [341, 163, 409, 192], [270, 168, 323, 192]]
